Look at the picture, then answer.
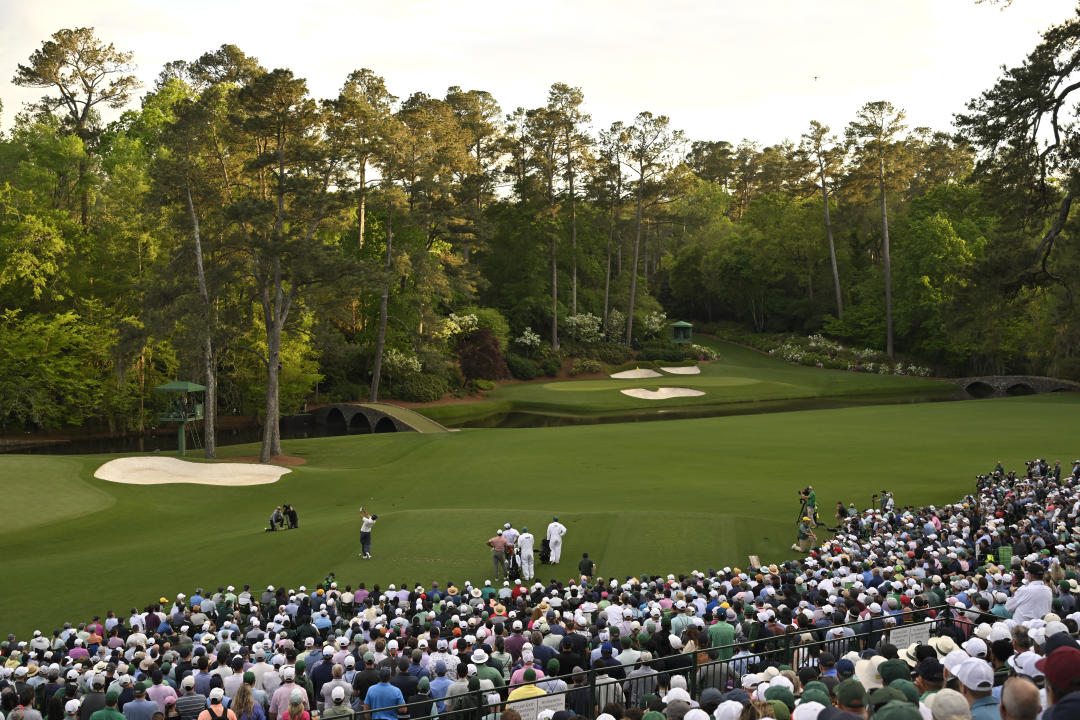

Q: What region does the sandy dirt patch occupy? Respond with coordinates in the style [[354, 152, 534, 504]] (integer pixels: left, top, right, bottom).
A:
[[620, 387, 706, 400], [660, 366, 701, 375], [95, 457, 291, 486], [610, 369, 663, 379]]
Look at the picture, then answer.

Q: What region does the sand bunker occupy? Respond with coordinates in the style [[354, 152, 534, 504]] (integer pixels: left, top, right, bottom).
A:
[[610, 368, 663, 379], [95, 457, 290, 486], [660, 366, 701, 375], [620, 387, 706, 400]]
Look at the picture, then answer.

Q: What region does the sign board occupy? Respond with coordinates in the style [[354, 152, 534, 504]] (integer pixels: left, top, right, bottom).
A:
[[508, 693, 565, 720], [889, 622, 931, 648]]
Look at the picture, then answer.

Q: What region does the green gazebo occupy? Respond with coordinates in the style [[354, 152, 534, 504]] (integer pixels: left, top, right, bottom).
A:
[[669, 320, 693, 345], [155, 381, 205, 456]]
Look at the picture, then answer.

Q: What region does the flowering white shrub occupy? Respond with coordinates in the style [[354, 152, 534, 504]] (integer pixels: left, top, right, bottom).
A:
[[437, 313, 479, 339], [564, 313, 602, 343], [603, 310, 626, 341], [690, 344, 718, 360], [643, 311, 668, 338], [382, 348, 422, 377], [514, 326, 541, 351]]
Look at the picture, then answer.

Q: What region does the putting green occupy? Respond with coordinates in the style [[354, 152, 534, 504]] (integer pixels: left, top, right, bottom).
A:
[[1, 392, 1077, 637], [420, 339, 956, 422]]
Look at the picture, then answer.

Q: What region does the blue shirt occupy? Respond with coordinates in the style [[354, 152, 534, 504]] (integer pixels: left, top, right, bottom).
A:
[[970, 695, 999, 720], [122, 699, 158, 720], [364, 683, 404, 720]]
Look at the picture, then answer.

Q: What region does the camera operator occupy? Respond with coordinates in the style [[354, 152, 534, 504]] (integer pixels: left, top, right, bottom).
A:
[[799, 486, 819, 527]]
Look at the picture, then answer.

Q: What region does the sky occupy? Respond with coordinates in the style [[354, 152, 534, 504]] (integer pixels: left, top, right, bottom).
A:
[[1, 0, 1077, 145]]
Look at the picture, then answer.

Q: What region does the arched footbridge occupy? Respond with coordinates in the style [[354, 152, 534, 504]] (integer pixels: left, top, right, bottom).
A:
[[310, 402, 449, 434], [948, 375, 1080, 398]]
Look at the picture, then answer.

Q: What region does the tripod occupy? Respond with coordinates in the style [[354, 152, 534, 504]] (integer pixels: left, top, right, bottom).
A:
[[795, 498, 809, 526]]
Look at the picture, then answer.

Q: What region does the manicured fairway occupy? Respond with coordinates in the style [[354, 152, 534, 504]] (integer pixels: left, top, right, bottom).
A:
[[420, 339, 956, 424], [2, 393, 1077, 637]]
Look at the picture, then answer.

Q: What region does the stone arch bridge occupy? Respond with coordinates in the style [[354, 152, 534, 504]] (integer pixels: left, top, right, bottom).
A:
[[948, 375, 1080, 398], [309, 402, 449, 434]]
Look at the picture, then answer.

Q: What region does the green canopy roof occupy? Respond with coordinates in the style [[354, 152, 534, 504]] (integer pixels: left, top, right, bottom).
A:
[[669, 320, 693, 327], [155, 381, 206, 393]]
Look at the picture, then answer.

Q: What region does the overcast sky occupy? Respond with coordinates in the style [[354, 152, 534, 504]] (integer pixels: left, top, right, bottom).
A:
[[1, 0, 1076, 145]]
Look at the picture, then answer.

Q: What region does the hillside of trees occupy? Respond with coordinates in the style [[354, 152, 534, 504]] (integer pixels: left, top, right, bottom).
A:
[[3, 14, 1080, 458]]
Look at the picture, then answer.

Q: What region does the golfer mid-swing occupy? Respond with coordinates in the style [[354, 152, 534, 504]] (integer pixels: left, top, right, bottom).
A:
[[359, 507, 377, 559]]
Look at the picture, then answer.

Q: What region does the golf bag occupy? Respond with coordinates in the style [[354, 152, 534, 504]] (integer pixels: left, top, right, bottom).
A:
[[507, 552, 521, 581], [540, 538, 551, 564]]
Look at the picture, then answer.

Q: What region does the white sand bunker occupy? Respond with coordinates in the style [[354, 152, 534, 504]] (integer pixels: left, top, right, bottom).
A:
[[95, 457, 290, 486], [610, 368, 662, 379], [621, 387, 706, 400], [660, 366, 701, 375]]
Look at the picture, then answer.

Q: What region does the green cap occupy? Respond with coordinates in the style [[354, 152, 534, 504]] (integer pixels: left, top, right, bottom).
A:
[[879, 659, 910, 686], [836, 678, 866, 709], [523, 668, 536, 682], [764, 685, 795, 711], [889, 679, 919, 705], [874, 701, 922, 720], [105, 690, 120, 705], [363, 652, 375, 663], [243, 671, 256, 684], [767, 699, 791, 720], [868, 687, 907, 711], [800, 689, 831, 707]]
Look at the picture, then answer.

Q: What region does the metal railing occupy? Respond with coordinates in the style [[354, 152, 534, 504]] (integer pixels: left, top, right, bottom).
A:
[[337, 604, 965, 720]]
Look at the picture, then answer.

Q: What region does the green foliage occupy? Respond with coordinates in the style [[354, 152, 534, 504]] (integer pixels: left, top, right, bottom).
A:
[[505, 353, 539, 380], [591, 342, 633, 365], [460, 306, 510, 350], [390, 373, 448, 402], [0, 311, 109, 429], [471, 378, 496, 392], [538, 355, 563, 377], [568, 358, 602, 376]]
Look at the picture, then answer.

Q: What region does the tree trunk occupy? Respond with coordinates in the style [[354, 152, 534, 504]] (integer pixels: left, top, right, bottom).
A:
[[819, 159, 843, 320], [603, 205, 614, 324], [551, 231, 559, 349], [880, 159, 894, 361], [203, 336, 216, 459], [625, 186, 643, 345], [185, 185, 217, 458], [569, 159, 577, 316], [369, 197, 393, 402], [356, 163, 367, 249], [261, 318, 282, 462]]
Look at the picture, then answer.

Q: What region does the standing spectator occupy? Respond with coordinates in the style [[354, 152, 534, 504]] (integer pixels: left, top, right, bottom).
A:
[[516, 527, 535, 581], [487, 531, 509, 581], [1005, 564, 1053, 623], [362, 669, 404, 720], [546, 517, 567, 565]]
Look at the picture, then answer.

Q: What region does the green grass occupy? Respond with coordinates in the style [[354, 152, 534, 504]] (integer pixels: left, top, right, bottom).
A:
[[2, 392, 1078, 638], [419, 338, 955, 423]]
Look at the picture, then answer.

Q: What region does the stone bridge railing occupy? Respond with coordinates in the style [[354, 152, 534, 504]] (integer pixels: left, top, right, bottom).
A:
[[947, 375, 1080, 398]]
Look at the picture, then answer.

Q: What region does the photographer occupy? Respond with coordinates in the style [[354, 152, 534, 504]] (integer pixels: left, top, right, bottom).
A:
[[792, 516, 817, 553], [799, 486, 819, 526]]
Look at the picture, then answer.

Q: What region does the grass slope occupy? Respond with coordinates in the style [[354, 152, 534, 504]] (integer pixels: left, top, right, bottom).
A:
[[2, 393, 1077, 637], [420, 339, 955, 423]]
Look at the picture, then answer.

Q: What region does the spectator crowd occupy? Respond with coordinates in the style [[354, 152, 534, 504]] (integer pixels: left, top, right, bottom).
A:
[[3, 458, 1080, 720]]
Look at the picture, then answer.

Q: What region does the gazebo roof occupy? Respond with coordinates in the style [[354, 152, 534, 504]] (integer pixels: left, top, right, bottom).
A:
[[155, 381, 206, 393], [669, 320, 693, 328]]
